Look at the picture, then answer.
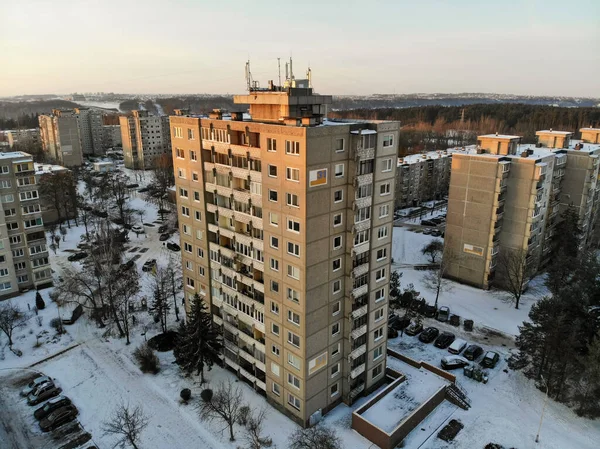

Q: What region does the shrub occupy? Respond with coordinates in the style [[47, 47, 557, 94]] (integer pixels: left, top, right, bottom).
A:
[[133, 343, 160, 374], [180, 388, 191, 403], [49, 317, 65, 334], [200, 388, 213, 402], [237, 405, 250, 426], [35, 292, 46, 310]]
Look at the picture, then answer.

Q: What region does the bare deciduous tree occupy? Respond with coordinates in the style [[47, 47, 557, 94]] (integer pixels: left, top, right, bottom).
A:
[[497, 247, 533, 309], [198, 379, 247, 441], [243, 408, 273, 449], [287, 425, 342, 449], [422, 249, 456, 308], [102, 402, 148, 449], [0, 302, 29, 347], [421, 239, 444, 264]]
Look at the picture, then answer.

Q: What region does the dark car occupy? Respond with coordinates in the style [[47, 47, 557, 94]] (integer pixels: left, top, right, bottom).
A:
[[441, 355, 470, 370], [159, 233, 170, 241], [387, 326, 398, 339], [28, 383, 62, 405], [166, 242, 180, 252], [404, 321, 423, 336], [421, 220, 435, 226], [142, 259, 157, 272], [434, 331, 456, 349], [138, 187, 149, 193], [463, 345, 484, 361], [34, 396, 72, 420], [126, 183, 139, 189], [481, 351, 500, 368], [39, 405, 78, 432], [121, 259, 135, 270], [418, 327, 440, 343], [158, 225, 168, 233], [68, 252, 88, 262], [389, 315, 411, 331], [437, 306, 450, 322]]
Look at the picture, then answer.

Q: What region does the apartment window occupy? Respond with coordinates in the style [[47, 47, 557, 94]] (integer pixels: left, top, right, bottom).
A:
[[287, 331, 300, 348], [285, 141, 300, 155], [375, 287, 386, 303], [272, 382, 281, 396], [375, 308, 385, 322], [197, 248, 204, 258], [182, 224, 191, 235], [176, 148, 185, 158], [184, 242, 192, 253], [3, 194, 14, 203], [186, 277, 195, 288], [195, 210, 201, 220], [286, 167, 300, 182], [268, 190, 278, 202], [381, 158, 393, 172], [271, 323, 280, 336], [270, 301, 279, 315], [331, 322, 340, 336], [192, 172, 199, 181], [377, 248, 387, 261], [268, 165, 278, 177], [196, 230, 204, 240], [333, 236, 342, 250], [330, 363, 340, 377], [382, 135, 393, 147], [267, 138, 277, 152], [335, 138, 345, 152], [179, 188, 188, 198], [332, 301, 341, 316], [174, 127, 183, 138], [287, 287, 300, 304], [0, 268, 9, 277], [334, 163, 344, 178], [372, 364, 383, 379], [287, 393, 301, 410], [374, 327, 384, 341], [332, 280, 341, 294], [270, 258, 279, 271], [0, 180, 11, 188], [190, 150, 197, 161], [330, 383, 339, 397], [355, 207, 370, 223], [287, 310, 300, 326], [380, 183, 391, 196], [19, 190, 39, 201], [354, 230, 370, 245], [288, 352, 301, 370], [378, 225, 388, 239], [24, 218, 42, 229], [333, 213, 342, 227], [272, 344, 280, 356], [187, 128, 195, 140], [334, 190, 343, 203], [374, 345, 384, 360], [271, 362, 280, 376], [270, 236, 279, 249], [12, 249, 24, 258], [375, 268, 386, 282], [270, 280, 279, 293], [0, 166, 8, 174], [287, 264, 300, 280], [17, 275, 28, 284], [287, 242, 300, 257], [177, 168, 186, 179], [287, 218, 300, 233], [286, 193, 299, 208], [379, 204, 389, 218], [332, 342, 341, 356], [270, 213, 279, 227], [332, 258, 341, 272], [7, 222, 19, 231], [181, 206, 190, 217], [185, 261, 193, 271], [22, 204, 40, 215], [4, 208, 15, 217], [0, 282, 11, 291]]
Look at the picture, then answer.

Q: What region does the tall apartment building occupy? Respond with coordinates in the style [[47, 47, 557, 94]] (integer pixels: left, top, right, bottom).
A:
[[394, 150, 453, 210], [445, 132, 600, 289], [71, 107, 105, 155], [120, 111, 171, 169], [171, 73, 398, 426], [6, 129, 40, 149], [102, 125, 123, 149], [0, 152, 52, 298], [38, 111, 84, 167]]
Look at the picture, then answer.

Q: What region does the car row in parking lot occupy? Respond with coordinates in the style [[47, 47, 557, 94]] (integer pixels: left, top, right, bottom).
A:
[[20, 374, 80, 432]]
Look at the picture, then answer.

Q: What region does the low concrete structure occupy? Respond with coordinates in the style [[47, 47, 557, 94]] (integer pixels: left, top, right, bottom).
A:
[[93, 161, 115, 173]]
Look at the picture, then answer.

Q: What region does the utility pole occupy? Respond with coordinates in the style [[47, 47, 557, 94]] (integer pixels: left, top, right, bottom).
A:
[[535, 375, 549, 443]]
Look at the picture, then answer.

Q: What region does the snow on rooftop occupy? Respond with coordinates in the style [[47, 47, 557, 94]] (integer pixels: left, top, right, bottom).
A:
[[536, 130, 573, 135], [34, 162, 68, 175], [351, 129, 377, 135], [0, 151, 31, 160], [479, 134, 521, 140]]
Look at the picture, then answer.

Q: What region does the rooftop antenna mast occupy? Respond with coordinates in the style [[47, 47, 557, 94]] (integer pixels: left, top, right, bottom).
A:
[[277, 58, 281, 89], [245, 60, 253, 92]]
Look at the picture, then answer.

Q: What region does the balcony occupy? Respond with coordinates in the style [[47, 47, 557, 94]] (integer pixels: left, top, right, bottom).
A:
[[356, 147, 375, 161], [349, 343, 367, 360], [353, 242, 370, 257], [352, 263, 369, 279], [351, 304, 368, 320], [350, 363, 366, 379], [351, 324, 368, 340], [213, 315, 223, 326], [353, 196, 372, 210], [349, 382, 365, 399], [355, 173, 373, 187], [352, 284, 368, 299]]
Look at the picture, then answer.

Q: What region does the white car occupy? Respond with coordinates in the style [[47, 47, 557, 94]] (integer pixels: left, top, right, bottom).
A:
[[441, 355, 470, 370], [448, 338, 468, 355], [131, 225, 145, 234], [21, 376, 51, 397]]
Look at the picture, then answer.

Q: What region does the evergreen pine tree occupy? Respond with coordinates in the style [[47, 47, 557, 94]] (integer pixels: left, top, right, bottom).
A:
[[389, 271, 402, 310], [174, 294, 222, 384], [546, 206, 582, 295], [35, 292, 45, 310]]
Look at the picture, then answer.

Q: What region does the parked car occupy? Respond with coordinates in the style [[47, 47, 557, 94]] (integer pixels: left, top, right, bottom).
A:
[[126, 183, 139, 189], [448, 338, 468, 355], [68, 252, 88, 262], [387, 326, 399, 339], [434, 331, 456, 349], [418, 327, 440, 343], [76, 242, 89, 250], [121, 259, 135, 270], [431, 230, 442, 237], [138, 187, 149, 193], [389, 315, 411, 331], [421, 220, 435, 226], [159, 233, 170, 241], [422, 228, 433, 235], [21, 375, 51, 397], [166, 242, 181, 252], [34, 396, 72, 420], [131, 225, 145, 234], [463, 345, 484, 361], [158, 225, 169, 234], [437, 306, 450, 322], [441, 355, 470, 370], [404, 321, 423, 336], [28, 383, 62, 405], [39, 405, 78, 432], [481, 351, 500, 368], [142, 259, 157, 272]]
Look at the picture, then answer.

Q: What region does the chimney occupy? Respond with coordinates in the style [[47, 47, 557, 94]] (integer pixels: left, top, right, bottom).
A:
[[495, 131, 499, 136], [550, 128, 553, 132]]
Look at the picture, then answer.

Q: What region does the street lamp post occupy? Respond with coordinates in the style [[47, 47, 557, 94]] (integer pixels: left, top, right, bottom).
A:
[[535, 375, 549, 443]]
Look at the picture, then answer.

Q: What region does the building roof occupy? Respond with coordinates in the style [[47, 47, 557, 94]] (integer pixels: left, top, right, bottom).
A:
[[536, 130, 573, 135], [34, 163, 68, 175], [478, 134, 521, 140], [0, 151, 32, 160], [580, 127, 600, 132]]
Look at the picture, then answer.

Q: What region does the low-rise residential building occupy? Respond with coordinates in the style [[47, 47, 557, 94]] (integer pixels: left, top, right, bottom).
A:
[[6, 129, 40, 149], [580, 127, 600, 144], [0, 152, 52, 298], [120, 110, 171, 170]]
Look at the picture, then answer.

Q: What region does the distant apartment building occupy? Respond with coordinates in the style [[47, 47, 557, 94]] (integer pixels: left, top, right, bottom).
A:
[[394, 150, 452, 210], [120, 111, 171, 169], [38, 111, 84, 167], [71, 107, 105, 155], [445, 132, 600, 290], [170, 70, 398, 427], [34, 162, 73, 225], [102, 124, 122, 149], [0, 152, 52, 298], [580, 127, 600, 144], [6, 129, 40, 149]]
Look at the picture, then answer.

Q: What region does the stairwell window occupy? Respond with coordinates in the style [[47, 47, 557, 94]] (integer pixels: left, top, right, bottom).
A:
[[332, 280, 341, 294], [372, 363, 383, 379], [334, 190, 343, 203], [333, 235, 342, 250], [331, 322, 340, 337], [330, 363, 340, 378], [268, 165, 278, 178], [379, 204, 389, 218], [382, 135, 393, 147], [332, 258, 341, 272], [375, 287, 385, 303], [381, 158, 392, 172], [375, 268, 386, 282], [377, 226, 388, 239], [374, 327, 384, 342], [380, 183, 391, 196], [374, 345, 384, 361], [375, 308, 385, 322]]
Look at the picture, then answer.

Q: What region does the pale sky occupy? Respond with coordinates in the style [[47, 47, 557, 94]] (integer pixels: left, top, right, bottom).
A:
[[1, 0, 599, 97]]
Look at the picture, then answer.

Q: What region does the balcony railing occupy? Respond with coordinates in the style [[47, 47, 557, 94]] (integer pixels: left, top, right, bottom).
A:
[[349, 382, 365, 398], [351, 304, 368, 320], [352, 284, 368, 299], [351, 324, 367, 340], [350, 363, 366, 379], [349, 343, 367, 360]]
